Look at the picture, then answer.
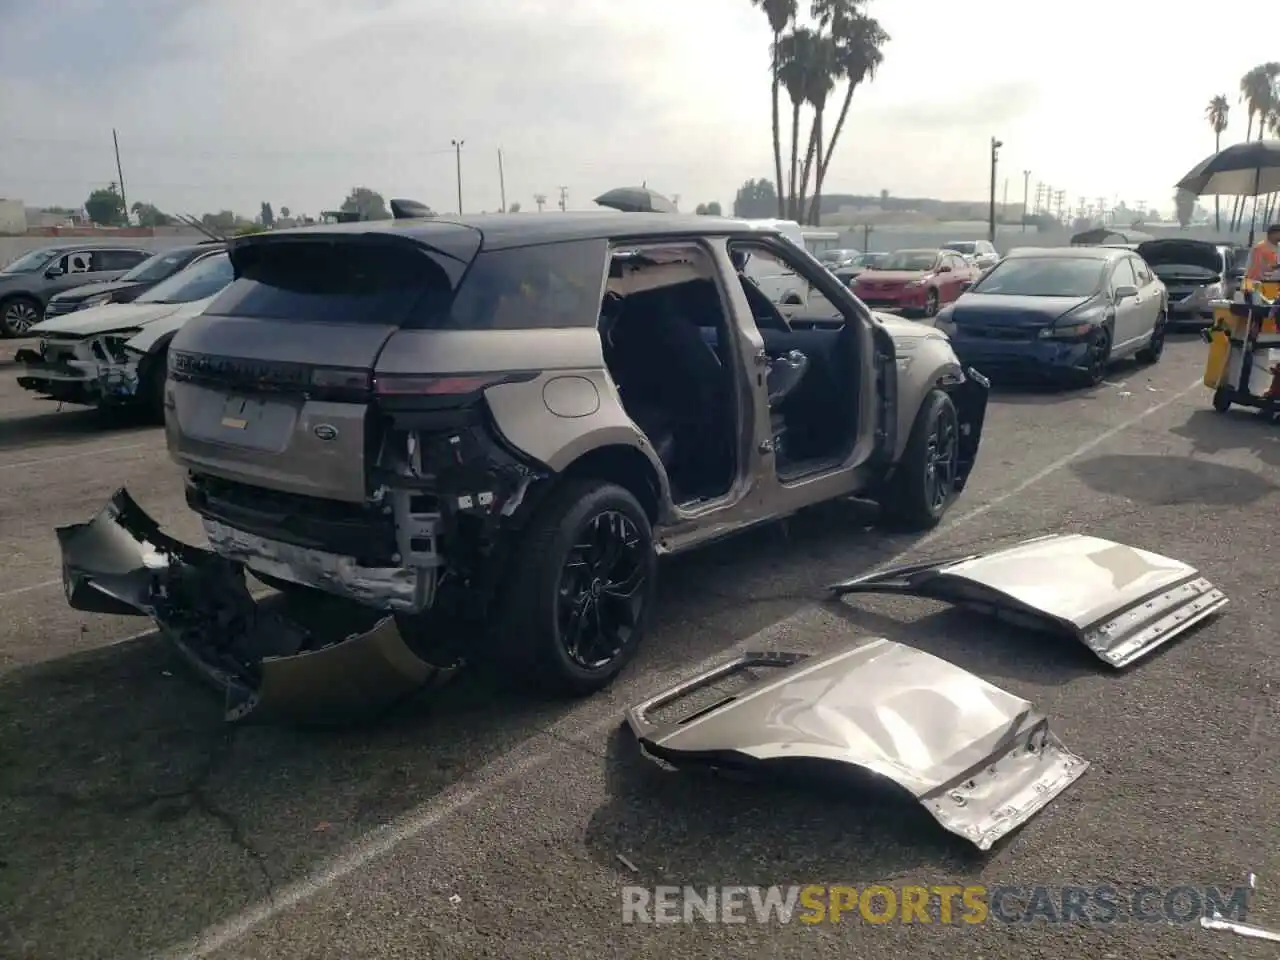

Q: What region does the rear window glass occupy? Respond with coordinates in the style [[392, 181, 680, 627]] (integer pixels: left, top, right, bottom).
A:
[[206, 237, 605, 330], [207, 241, 455, 327], [448, 239, 607, 330]]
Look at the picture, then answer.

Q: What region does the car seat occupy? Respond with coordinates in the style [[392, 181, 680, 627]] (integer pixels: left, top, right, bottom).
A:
[[766, 350, 810, 463]]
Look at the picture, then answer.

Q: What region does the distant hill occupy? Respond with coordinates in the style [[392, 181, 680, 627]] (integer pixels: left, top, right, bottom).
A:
[[816, 193, 1024, 226]]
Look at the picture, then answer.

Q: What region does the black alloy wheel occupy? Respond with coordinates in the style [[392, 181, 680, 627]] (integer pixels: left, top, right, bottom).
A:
[[1137, 312, 1166, 364], [924, 288, 940, 318], [557, 509, 648, 670], [923, 401, 959, 513]]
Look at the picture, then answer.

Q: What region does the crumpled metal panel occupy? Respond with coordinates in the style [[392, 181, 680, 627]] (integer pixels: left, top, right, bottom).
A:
[[830, 534, 1228, 668], [626, 638, 1088, 851], [56, 488, 456, 723]]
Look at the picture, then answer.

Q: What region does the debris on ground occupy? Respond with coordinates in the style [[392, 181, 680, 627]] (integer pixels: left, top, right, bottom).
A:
[[616, 854, 639, 874]]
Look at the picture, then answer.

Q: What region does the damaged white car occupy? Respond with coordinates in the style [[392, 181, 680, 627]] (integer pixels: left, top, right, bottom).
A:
[[16, 252, 234, 418]]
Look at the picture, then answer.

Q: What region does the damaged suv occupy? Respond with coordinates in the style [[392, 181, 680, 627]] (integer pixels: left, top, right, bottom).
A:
[[58, 210, 989, 720]]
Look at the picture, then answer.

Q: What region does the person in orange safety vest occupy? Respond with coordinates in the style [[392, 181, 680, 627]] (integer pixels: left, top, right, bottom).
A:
[[1246, 224, 1280, 284]]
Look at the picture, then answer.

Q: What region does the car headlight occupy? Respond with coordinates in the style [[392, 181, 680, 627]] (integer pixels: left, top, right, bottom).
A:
[[79, 293, 114, 309], [1039, 320, 1097, 339]]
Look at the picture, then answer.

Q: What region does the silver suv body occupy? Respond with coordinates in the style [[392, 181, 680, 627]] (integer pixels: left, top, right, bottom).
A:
[[57, 211, 989, 718]]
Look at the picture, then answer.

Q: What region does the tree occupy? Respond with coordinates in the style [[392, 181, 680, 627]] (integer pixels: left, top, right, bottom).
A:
[[85, 184, 126, 226], [280, 206, 291, 218], [260, 202, 275, 228], [695, 201, 723, 215], [733, 179, 778, 218], [1206, 94, 1230, 231], [1232, 64, 1279, 229], [339, 187, 390, 221], [236, 224, 268, 236], [130, 202, 172, 227], [201, 210, 238, 233], [1174, 189, 1196, 228], [508, 201, 521, 213], [750, 0, 798, 218]]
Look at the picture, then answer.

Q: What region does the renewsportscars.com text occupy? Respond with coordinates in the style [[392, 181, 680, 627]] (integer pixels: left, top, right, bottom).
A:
[[620, 884, 1252, 925]]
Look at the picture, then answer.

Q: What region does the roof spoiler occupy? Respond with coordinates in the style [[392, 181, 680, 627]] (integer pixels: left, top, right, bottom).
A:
[[390, 198, 435, 220]]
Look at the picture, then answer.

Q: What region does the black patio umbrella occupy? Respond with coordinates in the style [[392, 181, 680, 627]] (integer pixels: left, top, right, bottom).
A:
[[594, 186, 679, 214], [1070, 226, 1154, 246], [1176, 139, 1280, 245]]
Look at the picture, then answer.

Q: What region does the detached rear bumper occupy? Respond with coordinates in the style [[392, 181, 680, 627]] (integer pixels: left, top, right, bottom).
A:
[[56, 489, 457, 723]]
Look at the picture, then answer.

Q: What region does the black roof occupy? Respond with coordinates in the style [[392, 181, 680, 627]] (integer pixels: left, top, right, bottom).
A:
[[240, 212, 778, 257]]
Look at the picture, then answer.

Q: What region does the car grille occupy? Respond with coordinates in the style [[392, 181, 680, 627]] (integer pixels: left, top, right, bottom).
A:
[[957, 326, 1035, 342]]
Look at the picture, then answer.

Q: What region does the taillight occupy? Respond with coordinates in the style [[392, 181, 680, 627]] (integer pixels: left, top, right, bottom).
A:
[[372, 374, 508, 396], [311, 367, 370, 392]]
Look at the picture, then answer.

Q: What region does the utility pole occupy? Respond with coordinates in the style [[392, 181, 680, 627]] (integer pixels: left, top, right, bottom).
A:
[[497, 148, 507, 213], [861, 223, 873, 250], [450, 139, 464, 214], [1054, 190, 1066, 223], [1022, 170, 1031, 232], [988, 137, 1002, 242], [1002, 178, 1009, 220], [557, 186, 568, 212], [112, 128, 128, 224], [534, 193, 547, 213], [671, 194, 680, 210]]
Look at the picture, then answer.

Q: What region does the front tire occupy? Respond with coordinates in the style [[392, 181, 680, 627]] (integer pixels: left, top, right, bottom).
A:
[[1213, 387, 1233, 413], [878, 389, 960, 531], [0, 296, 42, 337], [495, 478, 657, 696], [1078, 325, 1112, 387], [923, 288, 940, 318]]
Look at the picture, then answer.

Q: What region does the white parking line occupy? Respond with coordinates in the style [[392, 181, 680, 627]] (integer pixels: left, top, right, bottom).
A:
[[0, 440, 152, 472], [156, 377, 1203, 959], [0, 578, 60, 600]]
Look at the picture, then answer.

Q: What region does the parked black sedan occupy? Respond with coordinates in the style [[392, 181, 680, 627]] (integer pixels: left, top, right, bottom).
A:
[[42, 241, 224, 319]]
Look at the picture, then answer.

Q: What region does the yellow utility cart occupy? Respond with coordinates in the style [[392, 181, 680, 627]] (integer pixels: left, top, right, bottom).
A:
[[1202, 279, 1280, 414]]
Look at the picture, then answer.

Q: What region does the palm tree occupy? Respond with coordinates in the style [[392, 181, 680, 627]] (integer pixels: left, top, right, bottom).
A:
[[795, 34, 838, 222], [751, 0, 798, 217], [1206, 94, 1229, 230], [1232, 65, 1276, 229], [776, 27, 819, 220], [806, 6, 888, 225]]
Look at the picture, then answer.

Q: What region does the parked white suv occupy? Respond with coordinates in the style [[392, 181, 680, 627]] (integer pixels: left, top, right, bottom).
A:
[[942, 240, 999, 271]]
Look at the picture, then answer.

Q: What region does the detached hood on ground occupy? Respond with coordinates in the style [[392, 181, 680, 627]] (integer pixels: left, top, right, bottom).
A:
[[626, 638, 1089, 851], [949, 294, 1094, 325], [1135, 239, 1222, 274], [830, 533, 1227, 668], [31, 301, 186, 337]]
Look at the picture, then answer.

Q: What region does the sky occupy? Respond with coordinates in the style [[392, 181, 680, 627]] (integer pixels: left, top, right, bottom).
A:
[[1, 0, 1276, 219]]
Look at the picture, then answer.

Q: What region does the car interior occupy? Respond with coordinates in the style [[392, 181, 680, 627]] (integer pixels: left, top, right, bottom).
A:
[[599, 242, 859, 505]]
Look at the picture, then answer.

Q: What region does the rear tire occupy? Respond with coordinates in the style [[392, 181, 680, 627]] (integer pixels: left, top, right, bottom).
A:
[[878, 389, 960, 531], [1213, 387, 1233, 413], [923, 288, 940, 318], [493, 478, 657, 696], [1136, 312, 1166, 364]]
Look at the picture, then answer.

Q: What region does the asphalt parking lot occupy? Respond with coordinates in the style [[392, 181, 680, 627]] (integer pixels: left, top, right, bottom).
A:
[[2, 333, 1279, 960]]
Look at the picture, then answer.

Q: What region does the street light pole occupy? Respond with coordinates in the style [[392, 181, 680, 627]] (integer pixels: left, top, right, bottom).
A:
[[988, 137, 1002, 243], [1022, 169, 1031, 232], [451, 139, 465, 214]]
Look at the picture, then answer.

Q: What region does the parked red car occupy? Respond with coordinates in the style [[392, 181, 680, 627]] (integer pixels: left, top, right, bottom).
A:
[[852, 248, 980, 317]]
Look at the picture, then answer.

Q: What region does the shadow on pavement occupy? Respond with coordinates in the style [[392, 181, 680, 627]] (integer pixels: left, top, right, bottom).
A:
[[0, 405, 157, 451], [1170, 407, 1280, 469], [821, 600, 1098, 687], [1071, 452, 1277, 506], [0, 495, 933, 958], [582, 725, 983, 888]]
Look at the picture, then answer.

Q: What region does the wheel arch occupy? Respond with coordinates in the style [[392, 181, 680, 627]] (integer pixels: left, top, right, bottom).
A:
[[555, 443, 665, 524], [893, 349, 964, 462]]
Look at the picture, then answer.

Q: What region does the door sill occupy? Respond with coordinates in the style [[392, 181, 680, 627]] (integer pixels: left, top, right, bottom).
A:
[[777, 455, 845, 484]]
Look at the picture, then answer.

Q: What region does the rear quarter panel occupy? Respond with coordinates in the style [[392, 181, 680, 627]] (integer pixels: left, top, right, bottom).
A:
[[378, 326, 671, 488]]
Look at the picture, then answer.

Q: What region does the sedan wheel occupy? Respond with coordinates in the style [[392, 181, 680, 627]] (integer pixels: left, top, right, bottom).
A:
[[1081, 327, 1111, 387], [878, 389, 960, 531], [923, 289, 940, 318], [557, 510, 648, 671], [1, 298, 41, 337], [1137, 313, 1166, 364]]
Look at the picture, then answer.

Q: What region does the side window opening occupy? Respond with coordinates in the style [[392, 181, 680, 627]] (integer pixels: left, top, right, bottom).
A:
[[600, 242, 737, 506]]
